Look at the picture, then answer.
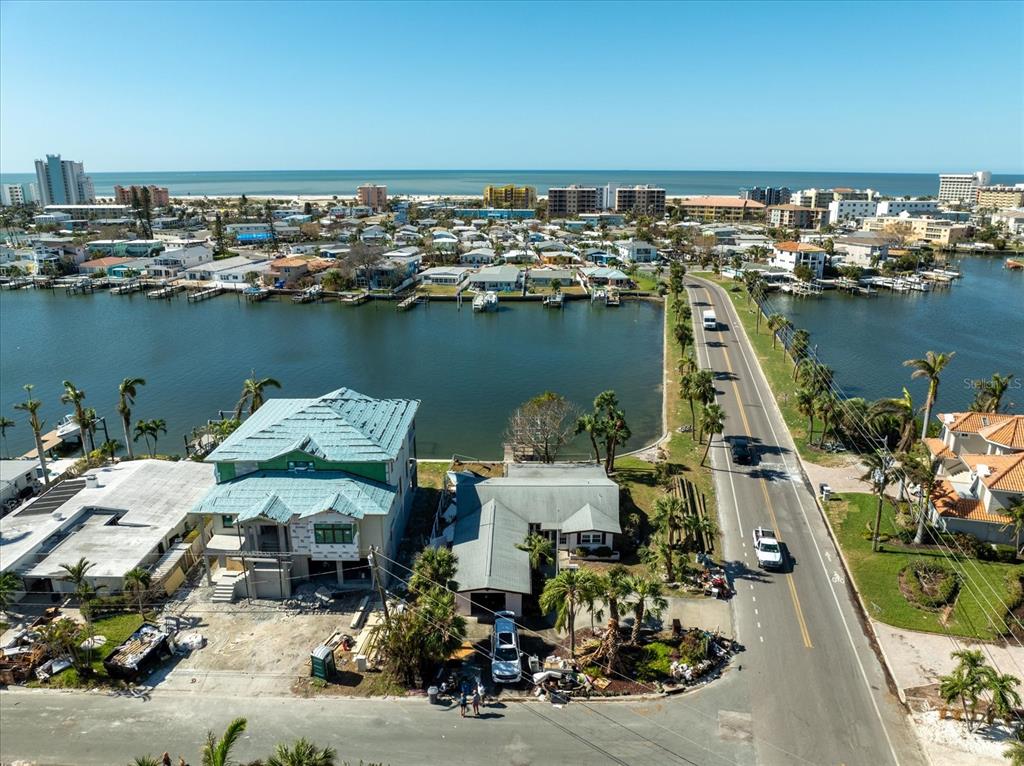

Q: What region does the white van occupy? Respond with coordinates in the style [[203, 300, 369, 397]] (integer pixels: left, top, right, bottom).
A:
[[702, 309, 717, 330]]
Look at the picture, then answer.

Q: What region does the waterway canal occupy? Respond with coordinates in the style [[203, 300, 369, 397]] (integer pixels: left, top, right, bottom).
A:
[[0, 293, 665, 459]]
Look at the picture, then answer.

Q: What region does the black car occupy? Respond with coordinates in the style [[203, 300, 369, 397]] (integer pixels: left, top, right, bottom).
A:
[[730, 437, 755, 465]]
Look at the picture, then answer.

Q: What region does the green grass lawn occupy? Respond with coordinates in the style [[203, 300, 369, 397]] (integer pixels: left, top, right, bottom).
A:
[[417, 284, 461, 296], [827, 493, 1023, 640], [45, 612, 145, 689], [703, 274, 847, 466], [416, 460, 449, 490], [633, 273, 660, 293]]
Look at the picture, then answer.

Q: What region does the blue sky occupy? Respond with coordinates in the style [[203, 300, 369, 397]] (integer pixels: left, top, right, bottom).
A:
[[1, 1, 1021, 172]]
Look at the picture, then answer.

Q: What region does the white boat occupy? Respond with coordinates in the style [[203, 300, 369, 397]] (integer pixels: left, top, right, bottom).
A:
[[472, 291, 498, 312], [55, 413, 80, 442]]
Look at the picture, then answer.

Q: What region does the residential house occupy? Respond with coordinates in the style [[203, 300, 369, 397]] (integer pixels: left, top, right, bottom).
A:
[[85, 239, 165, 258], [616, 240, 658, 263], [580, 266, 631, 288], [924, 413, 1024, 544], [147, 244, 214, 279], [527, 267, 575, 288], [831, 233, 889, 268], [448, 463, 621, 615], [1, 460, 41, 510], [191, 388, 419, 598], [184, 255, 270, 283], [770, 241, 826, 278], [459, 247, 497, 266], [431, 229, 459, 254], [467, 265, 522, 292], [419, 266, 473, 286], [78, 256, 148, 276], [357, 248, 422, 290], [360, 225, 388, 244]]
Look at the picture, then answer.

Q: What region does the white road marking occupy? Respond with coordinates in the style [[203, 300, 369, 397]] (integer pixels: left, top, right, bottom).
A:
[[757, 622, 761, 629], [751, 596, 756, 602], [760, 636, 764, 643], [754, 609, 758, 615]]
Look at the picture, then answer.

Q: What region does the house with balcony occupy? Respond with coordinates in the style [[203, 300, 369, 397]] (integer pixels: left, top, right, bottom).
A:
[[356, 248, 422, 290], [191, 387, 419, 599], [147, 244, 214, 279], [616, 240, 658, 263], [923, 412, 1024, 545]]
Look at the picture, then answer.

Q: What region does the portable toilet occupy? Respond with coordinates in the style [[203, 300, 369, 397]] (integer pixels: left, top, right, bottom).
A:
[[310, 644, 335, 680]]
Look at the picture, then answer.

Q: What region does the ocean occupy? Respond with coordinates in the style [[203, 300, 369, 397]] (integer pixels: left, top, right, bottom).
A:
[[2, 169, 1021, 198]]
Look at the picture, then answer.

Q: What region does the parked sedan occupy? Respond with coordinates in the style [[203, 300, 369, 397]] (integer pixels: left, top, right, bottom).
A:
[[490, 611, 523, 684]]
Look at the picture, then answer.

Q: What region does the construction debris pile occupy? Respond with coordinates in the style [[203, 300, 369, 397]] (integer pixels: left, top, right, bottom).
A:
[[0, 608, 60, 685]]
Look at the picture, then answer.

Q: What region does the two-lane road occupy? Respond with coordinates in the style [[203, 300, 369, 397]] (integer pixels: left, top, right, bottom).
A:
[[686, 276, 926, 766]]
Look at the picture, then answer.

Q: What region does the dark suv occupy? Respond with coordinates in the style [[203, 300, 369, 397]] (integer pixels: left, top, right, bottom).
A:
[[730, 436, 756, 465]]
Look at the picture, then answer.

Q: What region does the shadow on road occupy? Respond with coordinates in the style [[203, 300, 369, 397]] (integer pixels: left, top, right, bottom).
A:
[[721, 559, 772, 585]]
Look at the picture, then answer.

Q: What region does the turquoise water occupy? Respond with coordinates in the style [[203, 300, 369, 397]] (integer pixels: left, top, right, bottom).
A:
[[0, 295, 664, 459], [3, 169, 1021, 198], [771, 257, 1023, 413]]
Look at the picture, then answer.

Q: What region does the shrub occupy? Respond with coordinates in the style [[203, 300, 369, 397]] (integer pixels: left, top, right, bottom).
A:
[[677, 631, 709, 666], [948, 531, 985, 559], [593, 546, 613, 558], [574, 547, 587, 557], [900, 559, 959, 609], [81, 594, 134, 619]]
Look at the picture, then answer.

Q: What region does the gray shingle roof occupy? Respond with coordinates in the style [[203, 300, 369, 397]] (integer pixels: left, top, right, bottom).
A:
[[191, 470, 396, 523], [207, 388, 418, 464], [451, 499, 531, 594]]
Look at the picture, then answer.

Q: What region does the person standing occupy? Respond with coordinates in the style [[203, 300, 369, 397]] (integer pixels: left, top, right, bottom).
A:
[[459, 689, 468, 718], [472, 687, 481, 716]]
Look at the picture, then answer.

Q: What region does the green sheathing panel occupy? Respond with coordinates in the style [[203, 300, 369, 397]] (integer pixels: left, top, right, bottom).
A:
[[216, 462, 237, 483], [254, 451, 387, 482]]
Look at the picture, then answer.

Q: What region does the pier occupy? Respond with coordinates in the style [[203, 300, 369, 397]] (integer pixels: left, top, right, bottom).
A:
[[147, 284, 185, 299], [244, 286, 272, 302], [396, 292, 425, 311], [110, 279, 145, 295], [187, 286, 223, 303], [292, 285, 324, 304]]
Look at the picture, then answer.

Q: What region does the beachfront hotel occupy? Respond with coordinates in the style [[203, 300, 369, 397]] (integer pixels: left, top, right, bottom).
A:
[[675, 195, 765, 222], [357, 184, 388, 212], [483, 184, 537, 209]]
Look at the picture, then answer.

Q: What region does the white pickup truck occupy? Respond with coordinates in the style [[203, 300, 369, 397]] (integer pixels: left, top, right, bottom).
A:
[[752, 527, 784, 570]]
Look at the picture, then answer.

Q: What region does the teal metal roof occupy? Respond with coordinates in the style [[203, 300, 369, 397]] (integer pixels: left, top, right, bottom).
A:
[[190, 470, 396, 523], [451, 499, 531, 594], [207, 388, 419, 464]]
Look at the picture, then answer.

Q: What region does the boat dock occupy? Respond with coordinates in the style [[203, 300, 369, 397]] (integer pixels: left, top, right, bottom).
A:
[[244, 286, 272, 302], [292, 285, 324, 304], [779, 281, 822, 296], [65, 278, 106, 295], [396, 292, 426, 311], [542, 292, 564, 309], [147, 284, 184, 299], [605, 289, 621, 306], [111, 279, 145, 295], [187, 286, 223, 303], [339, 291, 369, 306]]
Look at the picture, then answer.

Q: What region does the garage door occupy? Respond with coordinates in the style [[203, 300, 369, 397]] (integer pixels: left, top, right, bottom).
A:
[[470, 591, 506, 617]]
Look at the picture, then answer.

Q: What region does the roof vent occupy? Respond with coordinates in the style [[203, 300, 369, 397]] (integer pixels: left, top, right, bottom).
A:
[[52, 511, 63, 522], [943, 414, 955, 424], [84, 474, 99, 489], [981, 417, 990, 426], [977, 464, 991, 478]]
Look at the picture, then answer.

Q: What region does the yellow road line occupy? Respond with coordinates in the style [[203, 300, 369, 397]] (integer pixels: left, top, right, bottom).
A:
[[719, 335, 814, 649]]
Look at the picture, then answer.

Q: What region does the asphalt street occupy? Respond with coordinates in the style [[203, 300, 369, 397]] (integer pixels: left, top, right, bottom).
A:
[[686, 276, 926, 766]]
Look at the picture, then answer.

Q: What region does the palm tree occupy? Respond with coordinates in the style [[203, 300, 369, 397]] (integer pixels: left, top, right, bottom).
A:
[[766, 313, 787, 350], [903, 351, 955, 440], [674, 321, 693, 356], [78, 407, 99, 454], [123, 567, 152, 616], [0, 571, 23, 613], [796, 387, 817, 442], [133, 418, 167, 457], [904, 450, 941, 545], [539, 568, 599, 657], [652, 494, 685, 545], [700, 404, 726, 466], [265, 738, 337, 766], [971, 372, 1015, 413], [870, 388, 918, 453], [408, 546, 458, 593], [678, 370, 701, 436], [516, 533, 554, 572], [982, 668, 1021, 724], [129, 757, 160, 766], [234, 374, 282, 418], [789, 328, 810, 368], [117, 377, 146, 460], [15, 385, 49, 487], [1003, 499, 1024, 559], [0, 416, 13, 459], [626, 575, 668, 644], [60, 557, 98, 603], [574, 413, 602, 463], [814, 391, 838, 448], [201, 717, 248, 766], [60, 380, 89, 458], [1005, 734, 1024, 766], [861, 450, 895, 552]]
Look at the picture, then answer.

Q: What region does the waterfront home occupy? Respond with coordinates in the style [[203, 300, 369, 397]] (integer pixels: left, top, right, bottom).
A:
[[419, 265, 472, 286], [447, 463, 621, 616], [924, 413, 1024, 545], [528, 267, 575, 288], [467, 264, 522, 293], [459, 247, 496, 266], [147, 244, 213, 279], [190, 387, 419, 599], [770, 241, 826, 279], [832, 233, 889, 268], [431, 229, 459, 253], [86, 239, 165, 258], [0, 460, 215, 602], [78, 256, 146, 275], [32, 235, 88, 265], [357, 248, 422, 290], [268, 256, 312, 284], [580, 266, 631, 288], [616, 239, 658, 263], [184, 254, 270, 283]]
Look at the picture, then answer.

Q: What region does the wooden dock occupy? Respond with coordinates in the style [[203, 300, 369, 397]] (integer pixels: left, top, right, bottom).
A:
[[244, 286, 271, 302], [187, 286, 223, 303], [292, 285, 324, 304], [543, 292, 564, 309], [396, 293, 421, 311], [339, 291, 370, 306], [111, 279, 144, 295], [147, 284, 184, 299]]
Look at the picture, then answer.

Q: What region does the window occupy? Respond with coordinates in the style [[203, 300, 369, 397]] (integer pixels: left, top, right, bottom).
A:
[[221, 515, 235, 529], [579, 532, 604, 545], [314, 523, 355, 545], [288, 460, 314, 472]]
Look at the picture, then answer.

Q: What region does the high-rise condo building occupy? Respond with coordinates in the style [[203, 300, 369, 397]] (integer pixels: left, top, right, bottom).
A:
[[547, 185, 600, 218], [357, 184, 388, 211], [34, 154, 95, 206], [483, 184, 537, 209], [975, 185, 1024, 209], [0, 182, 37, 206], [740, 186, 791, 206], [614, 185, 666, 216], [938, 171, 991, 205]]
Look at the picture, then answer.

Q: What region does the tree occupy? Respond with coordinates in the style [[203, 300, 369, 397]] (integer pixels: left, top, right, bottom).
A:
[[408, 547, 458, 594], [124, 567, 152, 616], [793, 264, 814, 282], [870, 388, 918, 453], [668, 261, 686, 298], [60, 556, 99, 603], [903, 449, 941, 545], [789, 329, 810, 368], [60, 380, 89, 458], [937, 649, 987, 732], [0, 571, 23, 613], [0, 415, 13, 459], [35, 618, 87, 673], [118, 377, 146, 460], [588, 565, 633, 672], [589, 391, 631, 474], [1005, 734, 1024, 766], [201, 717, 247, 766], [673, 320, 693, 357], [982, 668, 1021, 724], [814, 392, 838, 448], [970, 372, 1015, 413], [133, 418, 167, 457], [700, 404, 725, 466], [516, 533, 554, 572], [796, 387, 817, 442], [625, 575, 668, 645], [266, 738, 337, 766], [1002, 498, 1024, 558], [652, 494, 685, 546], [234, 373, 282, 419], [14, 385, 49, 486], [78, 407, 99, 455], [375, 587, 466, 686], [903, 351, 955, 440], [574, 413, 602, 463], [504, 392, 580, 463], [861, 451, 895, 552], [539, 567, 599, 657], [212, 213, 227, 256], [766, 313, 787, 350]]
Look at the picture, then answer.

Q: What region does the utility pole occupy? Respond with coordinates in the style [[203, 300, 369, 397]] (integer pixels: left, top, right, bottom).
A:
[[368, 546, 390, 626]]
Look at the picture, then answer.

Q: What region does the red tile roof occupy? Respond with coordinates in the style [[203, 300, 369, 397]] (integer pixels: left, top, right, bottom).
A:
[[938, 411, 1015, 435], [923, 437, 956, 460], [962, 452, 1024, 494], [980, 417, 1024, 451], [931, 479, 1008, 524], [678, 196, 766, 209]]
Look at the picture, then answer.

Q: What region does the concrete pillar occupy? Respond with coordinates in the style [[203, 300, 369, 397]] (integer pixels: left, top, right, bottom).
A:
[[200, 532, 213, 586]]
